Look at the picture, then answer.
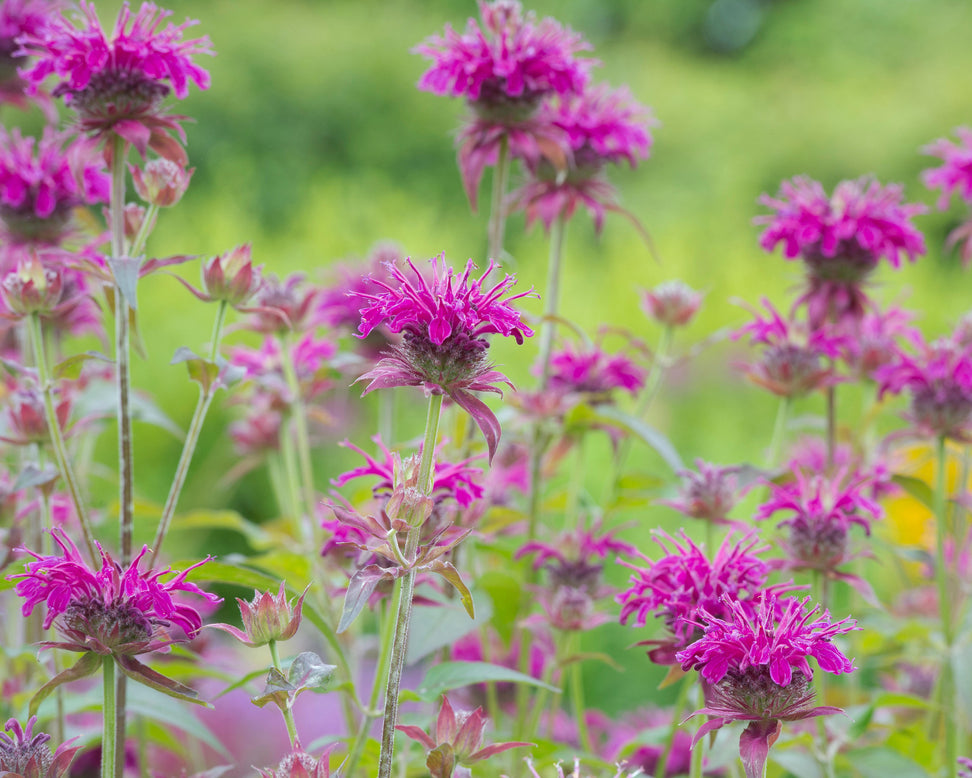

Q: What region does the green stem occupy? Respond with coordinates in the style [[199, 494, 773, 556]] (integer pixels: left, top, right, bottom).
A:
[[932, 435, 958, 778], [766, 395, 790, 469], [102, 657, 117, 778], [26, 314, 97, 561], [377, 393, 443, 778], [655, 674, 692, 778], [280, 330, 317, 546], [345, 599, 397, 777], [690, 727, 705, 778], [487, 134, 511, 261], [148, 301, 228, 565], [536, 213, 568, 389], [269, 639, 299, 746], [825, 383, 837, 471], [569, 633, 592, 754], [128, 203, 159, 259]]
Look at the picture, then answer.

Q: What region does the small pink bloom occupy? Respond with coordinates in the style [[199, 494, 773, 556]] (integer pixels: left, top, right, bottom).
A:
[[0, 715, 80, 778], [659, 459, 741, 524], [1, 253, 63, 316], [209, 581, 306, 648], [922, 127, 972, 210], [201, 243, 262, 308], [130, 157, 192, 207], [545, 342, 646, 400], [257, 744, 337, 778], [641, 280, 703, 329], [247, 273, 318, 333]]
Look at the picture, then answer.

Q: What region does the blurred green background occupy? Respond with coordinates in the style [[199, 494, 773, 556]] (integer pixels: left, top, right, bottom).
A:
[[101, 0, 972, 515]]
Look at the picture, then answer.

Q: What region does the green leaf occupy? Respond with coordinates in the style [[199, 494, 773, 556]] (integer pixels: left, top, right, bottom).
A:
[[845, 747, 929, 778], [250, 550, 312, 585], [172, 346, 220, 392], [29, 652, 102, 716], [251, 667, 291, 710], [53, 350, 112, 380], [891, 474, 933, 510], [406, 589, 493, 664], [169, 509, 271, 548], [125, 682, 231, 759], [117, 655, 208, 707], [415, 661, 559, 702], [287, 651, 336, 694], [13, 463, 60, 492], [770, 749, 823, 778], [425, 560, 474, 619]]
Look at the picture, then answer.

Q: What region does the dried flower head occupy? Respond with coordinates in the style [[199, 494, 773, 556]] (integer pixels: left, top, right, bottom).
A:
[[18, 1, 213, 158], [876, 332, 972, 440], [0, 126, 108, 245], [209, 581, 306, 648], [641, 280, 703, 329], [0, 715, 80, 778], [355, 255, 535, 459], [617, 531, 773, 664]]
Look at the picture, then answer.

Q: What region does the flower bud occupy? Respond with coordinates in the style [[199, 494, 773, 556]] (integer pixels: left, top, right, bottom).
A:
[[5, 385, 71, 446], [1, 257, 63, 317], [210, 581, 306, 648], [123, 203, 147, 244], [130, 159, 193, 207], [641, 280, 703, 328], [203, 244, 261, 307]]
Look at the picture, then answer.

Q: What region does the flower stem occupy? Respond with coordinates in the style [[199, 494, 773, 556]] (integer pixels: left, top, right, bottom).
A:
[[26, 314, 97, 561], [269, 639, 299, 746], [932, 435, 958, 778], [148, 301, 228, 565], [689, 717, 705, 778], [655, 674, 692, 778], [767, 395, 790, 469], [487, 134, 511, 261], [281, 330, 317, 546], [825, 383, 837, 471], [377, 392, 443, 778], [536, 213, 568, 389], [102, 657, 117, 778], [568, 633, 592, 754]]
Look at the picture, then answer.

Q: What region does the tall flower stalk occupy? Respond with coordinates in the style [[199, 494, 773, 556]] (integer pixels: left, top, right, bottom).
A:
[[933, 435, 958, 778]]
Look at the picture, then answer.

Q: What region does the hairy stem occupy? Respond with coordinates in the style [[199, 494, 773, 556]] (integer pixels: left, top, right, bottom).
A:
[[280, 330, 317, 545], [102, 657, 117, 778], [148, 301, 228, 565], [377, 393, 443, 778], [269, 639, 299, 746], [26, 314, 97, 561], [487, 134, 511, 261]]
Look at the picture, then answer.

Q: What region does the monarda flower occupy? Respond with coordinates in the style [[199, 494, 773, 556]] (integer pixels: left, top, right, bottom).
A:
[[617, 530, 773, 665], [0, 0, 60, 116], [511, 82, 654, 233], [415, 0, 593, 207], [756, 175, 926, 327], [876, 331, 972, 441], [257, 744, 338, 778], [641, 280, 703, 329], [0, 715, 80, 778], [17, 1, 213, 160], [923, 127, 972, 266], [660, 459, 742, 525], [545, 342, 647, 403], [247, 273, 318, 334], [508, 759, 642, 778], [837, 304, 918, 381], [755, 466, 882, 601], [677, 593, 856, 778], [734, 298, 843, 399], [0, 126, 109, 246], [355, 254, 535, 459], [8, 528, 220, 704], [397, 696, 532, 778]]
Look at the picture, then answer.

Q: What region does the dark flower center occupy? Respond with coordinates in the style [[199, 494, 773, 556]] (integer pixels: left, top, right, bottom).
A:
[[60, 598, 155, 653], [401, 329, 491, 390], [59, 71, 170, 126]]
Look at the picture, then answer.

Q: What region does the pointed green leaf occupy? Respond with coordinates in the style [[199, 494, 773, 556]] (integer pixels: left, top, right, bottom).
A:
[[415, 661, 559, 702], [588, 404, 684, 471], [53, 350, 112, 380], [29, 652, 103, 716], [891, 474, 933, 510], [172, 346, 220, 392], [406, 590, 493, 665], [251, 667, 292, 710], [425, 560, 474, 619]]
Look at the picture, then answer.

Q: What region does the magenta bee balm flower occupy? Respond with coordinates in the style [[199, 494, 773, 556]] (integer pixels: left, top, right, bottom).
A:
[[757, 175, 926, 326], [17, 1, 213, 158], [0, 715, 80, 778], [546, 342, 647, 400], [356, 254, 535, 460], [677, 592, 856, 778], [923, 127, 972, 210]]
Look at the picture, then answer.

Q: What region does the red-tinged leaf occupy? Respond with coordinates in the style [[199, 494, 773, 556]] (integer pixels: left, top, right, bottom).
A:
[[149, 127, 189, 166], [395, 725, 436, 751], [167, 272, 214, 302], [449, 389, 500, 463], [338, 564, 396, 633], [466, 741, 534, 764], [425, 744, 455, 778], [739, 719, 781, 778], [29, 652, 103, 716], [424, 561, 474, 620], [142, 253, 197, 275], [116, 655, 208, 706], [114, 119, 151, 159], [251, 667, 292, 710]]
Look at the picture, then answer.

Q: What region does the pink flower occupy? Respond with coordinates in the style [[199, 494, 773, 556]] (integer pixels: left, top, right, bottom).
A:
[[677, 593, 856, 778], [396, 696, 532, 778], [332, 436, 484, 509], [10, 528, 219, 655], [757, 176, 926, 326], [837, 304, 918, 380], [0, 126, 108, 245], [230, 333, 336, 405], [641, 280, 703, 329], [510, 82, 654, 233], [659, 459, 741, 524], [545, 342, 646, 400], [17, 2, 213, 158], [415, 1, 592, 107], [247, 273, 319, 333], [734, 298, 843, 398], [959, 756, 972, 778], [355, 255, 535, 460], [0, 0, 62, 115], [617, 531, 774, 665], [923, 127, 972, 209], [315, 242, 403, 333], [876, 331, 972, 440], [0, 715, 80, 778]]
